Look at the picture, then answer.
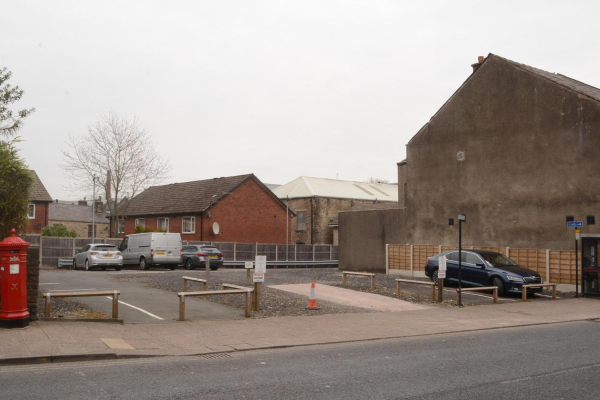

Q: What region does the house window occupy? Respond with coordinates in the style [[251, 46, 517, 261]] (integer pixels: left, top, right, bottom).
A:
[[27, 204, 35, 219], [157, 217, 169, 232], [117, 217, 125, 234], [297, 211, 306, 231], [182, 216, 195, 234], [135, 218, 146, 228], [88, 225, 93, 238]]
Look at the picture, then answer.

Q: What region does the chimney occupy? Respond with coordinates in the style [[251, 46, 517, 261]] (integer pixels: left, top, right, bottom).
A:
[[105, 170, 112, 200], [471, 55, 486, 72], [95, 197, 104, 214], [78, 197, 87, 206]]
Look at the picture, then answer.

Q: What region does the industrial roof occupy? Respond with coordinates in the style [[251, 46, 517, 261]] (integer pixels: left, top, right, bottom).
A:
[[274, 177, 398, 202]]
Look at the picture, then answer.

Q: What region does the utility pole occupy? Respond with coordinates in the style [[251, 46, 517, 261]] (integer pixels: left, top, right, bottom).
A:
[[457, 214, 466, 307], [286, 195, 289, 261], [92, 176, 96, 243]]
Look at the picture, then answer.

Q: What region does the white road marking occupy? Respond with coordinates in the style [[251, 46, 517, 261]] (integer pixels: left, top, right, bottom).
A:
[[442, 288, 518, 302], [535, 293, 561, 299], [105, 297, 164, 320]]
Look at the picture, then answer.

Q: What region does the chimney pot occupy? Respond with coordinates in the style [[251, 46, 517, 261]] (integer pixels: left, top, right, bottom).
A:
[[478, 55, 485, 63]]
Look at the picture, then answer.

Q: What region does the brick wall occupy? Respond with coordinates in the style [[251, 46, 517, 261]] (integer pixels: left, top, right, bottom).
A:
[[26, 202, 49, 234], [123, 179, 291, 243]]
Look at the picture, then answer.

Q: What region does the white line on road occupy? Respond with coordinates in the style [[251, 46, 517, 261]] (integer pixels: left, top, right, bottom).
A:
[[535, 293, 561, 299], [105, 297, 164, 320], [442, 288, 518, 302]]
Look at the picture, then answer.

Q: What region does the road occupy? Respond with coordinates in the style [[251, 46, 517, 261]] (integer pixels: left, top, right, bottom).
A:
[[1, 321, 599, 399]]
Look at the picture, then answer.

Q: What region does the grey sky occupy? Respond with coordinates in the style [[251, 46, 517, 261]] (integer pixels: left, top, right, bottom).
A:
[[2, 1, 599, 200]]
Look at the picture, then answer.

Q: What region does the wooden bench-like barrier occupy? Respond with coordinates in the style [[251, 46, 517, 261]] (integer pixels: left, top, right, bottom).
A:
[[182, 276, 207, 292], [521, 283, 557, 301], [178, 289, 252, 321], [44, 290, 120, 319], [395, 279, 436, 301], [457, 287, 498, 304], [342, 271, 375, 290], [221, 283, 254, 308]]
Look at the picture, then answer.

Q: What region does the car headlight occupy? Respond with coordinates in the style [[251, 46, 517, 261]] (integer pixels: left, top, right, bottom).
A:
[[507, 276, 524, 282]]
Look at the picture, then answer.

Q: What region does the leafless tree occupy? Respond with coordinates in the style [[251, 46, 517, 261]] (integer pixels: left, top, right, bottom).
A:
[[364, 176, 389, 184], [62, 112, 170, 235]]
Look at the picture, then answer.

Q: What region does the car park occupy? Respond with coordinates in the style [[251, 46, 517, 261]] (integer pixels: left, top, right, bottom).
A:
[[425, 250, 543, 296], [119, 232, 182, 270], [73, 244, 123, 271], [181, 245, 224, 270]]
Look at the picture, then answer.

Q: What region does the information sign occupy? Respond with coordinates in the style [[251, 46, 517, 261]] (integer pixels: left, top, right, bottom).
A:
[[567, 221, 583, 228], [255, 255, 267, 274], [253, 273, 265, 283], [245, 261, 253, 269]]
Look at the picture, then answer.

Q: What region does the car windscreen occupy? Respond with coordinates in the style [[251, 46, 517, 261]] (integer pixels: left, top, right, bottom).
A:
[[480, 253, 517, 266], [92, 245, 118, 252], [201, 246, 219, 252]]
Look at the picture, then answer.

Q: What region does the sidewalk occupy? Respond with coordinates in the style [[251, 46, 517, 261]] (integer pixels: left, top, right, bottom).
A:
[[1, 298, 599, 363]]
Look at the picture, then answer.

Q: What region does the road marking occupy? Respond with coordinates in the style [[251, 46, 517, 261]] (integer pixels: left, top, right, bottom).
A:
[[501, 362, 600, 384], [105, 297, 164, 320], [535, 293, 561, 299], [39, 283, 59, 285], [442, 288, 518, 302]]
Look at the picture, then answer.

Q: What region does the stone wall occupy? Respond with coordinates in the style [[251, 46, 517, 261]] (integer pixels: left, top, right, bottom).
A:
[[27, 246, 40, 321], [48, 220, 110, 238]]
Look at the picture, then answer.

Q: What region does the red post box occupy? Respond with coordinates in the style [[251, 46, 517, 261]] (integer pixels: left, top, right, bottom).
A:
[[0, 229, 30, 328]]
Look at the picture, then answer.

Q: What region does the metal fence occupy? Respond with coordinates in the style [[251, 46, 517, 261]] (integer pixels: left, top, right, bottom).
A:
[[24, 235, 338, 267]]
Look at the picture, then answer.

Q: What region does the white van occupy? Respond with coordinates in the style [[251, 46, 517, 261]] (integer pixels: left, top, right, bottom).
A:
[[119, 233, 182, 270]]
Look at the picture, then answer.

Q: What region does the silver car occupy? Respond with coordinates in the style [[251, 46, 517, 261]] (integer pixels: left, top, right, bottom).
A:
[[73, 244, 123, 271]]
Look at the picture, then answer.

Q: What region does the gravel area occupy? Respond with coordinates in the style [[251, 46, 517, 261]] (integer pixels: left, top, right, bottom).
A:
[[36, 294, 109, 319]]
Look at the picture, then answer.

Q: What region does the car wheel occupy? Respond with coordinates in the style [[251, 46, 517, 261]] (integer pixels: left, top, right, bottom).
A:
[[85, 259, 90, 271], [72, 259, 77, 270], [115, 266, 122, 271], [432, 270, 439, 285], [185, 259, 194, 270], [492, 277, 505, 296], [140, 257, 149, 270], [210, 266, 219, 271]]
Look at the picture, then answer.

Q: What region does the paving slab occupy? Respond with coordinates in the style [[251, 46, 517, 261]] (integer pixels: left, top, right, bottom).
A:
[[270, 283, 430, 312]]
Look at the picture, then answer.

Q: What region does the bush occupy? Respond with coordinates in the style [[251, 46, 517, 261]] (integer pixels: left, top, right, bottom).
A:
[[134, 225, 153, 233], [41, 225, 78, 237]]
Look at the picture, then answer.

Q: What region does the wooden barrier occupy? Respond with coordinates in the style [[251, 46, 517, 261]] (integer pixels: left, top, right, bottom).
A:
[[457, 287, 498, 304], [342, 271, 375, 290], [395, 279, 436, 301], [182, 276, 207, 292], [178, 289, 252, 321], [221, 283, 253, 305], [521, 283, 557, 301], [44, 290, 120, 319]]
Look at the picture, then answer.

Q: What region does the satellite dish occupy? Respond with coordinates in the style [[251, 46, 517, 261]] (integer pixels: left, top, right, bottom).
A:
[[212, 222, 220, 235]]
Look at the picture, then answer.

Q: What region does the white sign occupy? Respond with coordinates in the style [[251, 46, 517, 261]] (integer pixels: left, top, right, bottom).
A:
[[439, 256, 447, 271], [438, 270, 446, 279], [253, 273, 265, 283], [255, 255, 267, 274], [245, 261, 254, 269], [9, 264, 19, 274]]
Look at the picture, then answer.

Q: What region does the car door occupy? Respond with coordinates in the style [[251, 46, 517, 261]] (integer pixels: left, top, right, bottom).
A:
[[445, 251, 460, 281], [463, 252, 487, 286], [119, 237, 130, 263], [75, 245, 89, 268]]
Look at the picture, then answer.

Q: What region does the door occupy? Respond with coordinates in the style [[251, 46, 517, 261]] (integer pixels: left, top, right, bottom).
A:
[[583, 237, 600, 296], [462, 252, 488, 287], [119, 237, 130, 263], [75, 245, 90, 267], [445, 251, 460, 281]]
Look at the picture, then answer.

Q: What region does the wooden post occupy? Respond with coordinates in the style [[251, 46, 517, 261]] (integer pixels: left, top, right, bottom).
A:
[[342, 273, 347, 286], [437, 279, 444, 303], [552, 284, 557, 300], [45, 293, 51, 317], [246, 268, 251, 285], [179, 294, 185, 321], [396, 280, 401, 296], [183, 279, 188, 292], [245, 291, 251, 317], [430, 283, 435, 302], [112, 291, 119, 319], [370, 275, 375, 290], [205, 257, 210, 287], [253, 282, 261, 311], [493, 287, 498, 304], [522, 287, 527, 301]]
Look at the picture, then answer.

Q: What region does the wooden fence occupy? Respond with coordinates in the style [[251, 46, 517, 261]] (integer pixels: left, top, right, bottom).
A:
[[24, 235, 338, 267], [387, 244, 577, 285]]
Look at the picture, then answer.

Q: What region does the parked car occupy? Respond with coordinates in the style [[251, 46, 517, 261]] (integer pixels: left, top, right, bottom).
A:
[[181, 245, 224, 270], [424, 250, 543, 296], [73, 244, 123, 271], [119, 233, 182, 270]]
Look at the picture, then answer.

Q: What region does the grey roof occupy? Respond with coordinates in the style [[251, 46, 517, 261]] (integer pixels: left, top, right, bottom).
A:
[[124, 174, 291, 217], [264, 183, 281, 191], [49, 203, 110, 224], [29, 170, 53, 202]]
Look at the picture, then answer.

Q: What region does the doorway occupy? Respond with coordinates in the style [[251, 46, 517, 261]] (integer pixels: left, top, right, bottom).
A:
[[582, 235, 600, 296]]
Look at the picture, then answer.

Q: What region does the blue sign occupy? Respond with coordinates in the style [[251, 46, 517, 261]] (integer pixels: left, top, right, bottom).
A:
[[567, 221, 583, 228]]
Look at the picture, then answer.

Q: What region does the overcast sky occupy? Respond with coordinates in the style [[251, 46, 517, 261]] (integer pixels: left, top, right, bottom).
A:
[[2, 1, 599, 200]]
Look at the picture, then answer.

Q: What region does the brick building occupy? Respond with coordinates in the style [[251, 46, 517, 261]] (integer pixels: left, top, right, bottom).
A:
[[48, 199, 111, 238], [122, 174, 293, 243], [26, 170, 52, 233], [274, 177, 398, 244]]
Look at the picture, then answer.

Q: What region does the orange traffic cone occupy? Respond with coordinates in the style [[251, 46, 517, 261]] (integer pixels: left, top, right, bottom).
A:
[[306, 280, 320, 310]]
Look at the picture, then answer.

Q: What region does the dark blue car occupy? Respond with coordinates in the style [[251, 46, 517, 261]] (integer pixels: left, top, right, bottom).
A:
[[424, 250, 542, 296]]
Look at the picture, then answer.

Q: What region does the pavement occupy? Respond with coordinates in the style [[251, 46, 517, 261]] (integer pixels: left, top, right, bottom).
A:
[[1, 297, 599, 363]]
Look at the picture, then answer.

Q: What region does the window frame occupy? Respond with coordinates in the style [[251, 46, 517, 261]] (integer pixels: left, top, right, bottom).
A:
[[182, 216, 196, 234], [296, 211, 307, 232], [157, 217, 169, 232], [135, 218, 146, 228], [27, 204, 35, 219], [117, 217, 125, 234]]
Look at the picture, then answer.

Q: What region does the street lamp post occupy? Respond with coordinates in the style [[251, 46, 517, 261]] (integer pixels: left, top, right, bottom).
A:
[[92, 176, 97, 244], [286, 195, 289, 261], [457, 214, 466, 307]]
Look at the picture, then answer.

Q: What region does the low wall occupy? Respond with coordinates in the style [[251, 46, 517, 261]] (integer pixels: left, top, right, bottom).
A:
[[338, 209, 406, 273]]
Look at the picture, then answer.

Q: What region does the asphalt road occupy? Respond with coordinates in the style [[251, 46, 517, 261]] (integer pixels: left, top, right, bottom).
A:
[[2, 321, 599, 399]]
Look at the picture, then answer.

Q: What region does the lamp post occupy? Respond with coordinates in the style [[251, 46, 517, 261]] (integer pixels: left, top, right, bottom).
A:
[[286, 195, 289, 261], [92, 176, 97, 244], [457, 214, 466, 307]]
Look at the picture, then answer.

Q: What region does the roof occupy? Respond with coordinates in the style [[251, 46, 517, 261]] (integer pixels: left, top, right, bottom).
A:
[[124, 174, 291, 217], [274, 177, 398, 202], [264, 183, 281, 191], [49, 203, 110, 224], [29, 170, 53, 202], [329, 201, 401, 226], [409, 53, 600, 144]]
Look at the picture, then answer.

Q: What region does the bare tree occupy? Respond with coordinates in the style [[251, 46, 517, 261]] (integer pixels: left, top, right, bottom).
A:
[[364, 176, 389, 184], [62, 112, 170, 235]]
